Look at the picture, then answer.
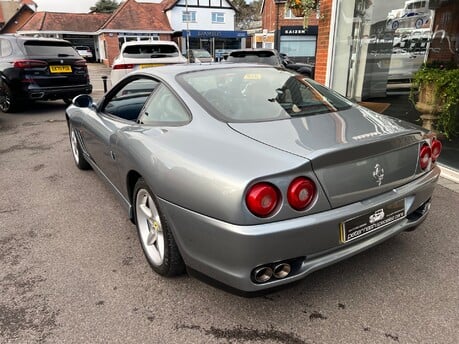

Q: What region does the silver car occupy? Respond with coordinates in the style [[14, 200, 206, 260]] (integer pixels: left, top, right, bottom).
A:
[[66, 64, 441, 293]]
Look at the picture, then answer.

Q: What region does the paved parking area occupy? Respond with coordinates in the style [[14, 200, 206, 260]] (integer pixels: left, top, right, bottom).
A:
[[1, 101, 458, 343]]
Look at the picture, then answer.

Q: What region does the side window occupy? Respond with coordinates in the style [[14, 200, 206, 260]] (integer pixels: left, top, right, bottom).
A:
[[139, 85, 189, 125], [103, 78, 158, 121], [0, 39, 12, 57]]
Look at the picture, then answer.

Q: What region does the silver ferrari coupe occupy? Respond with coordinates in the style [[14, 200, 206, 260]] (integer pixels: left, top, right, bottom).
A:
[[66, 64, 441, 293]]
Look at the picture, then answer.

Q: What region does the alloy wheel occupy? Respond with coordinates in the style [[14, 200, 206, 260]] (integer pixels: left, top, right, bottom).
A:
[[136, 189, 165, 266]]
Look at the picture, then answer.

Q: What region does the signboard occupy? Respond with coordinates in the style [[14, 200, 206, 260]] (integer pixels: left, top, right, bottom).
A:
[[182, 30, 248, 38], [280, 26, 318, 36]]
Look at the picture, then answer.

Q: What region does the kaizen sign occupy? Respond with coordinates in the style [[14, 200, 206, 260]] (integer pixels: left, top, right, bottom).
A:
[[280, 26, 318, 35]]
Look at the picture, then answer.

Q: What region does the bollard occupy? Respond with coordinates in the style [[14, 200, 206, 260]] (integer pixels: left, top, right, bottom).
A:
[[101, 75, 108, 93]]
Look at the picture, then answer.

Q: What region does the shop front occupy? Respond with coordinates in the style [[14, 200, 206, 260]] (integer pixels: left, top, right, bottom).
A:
[[279, 26, 318, 64], [325, 0, 458, 169], [180, 29, 247, 59], [327, 0, 457, 100]]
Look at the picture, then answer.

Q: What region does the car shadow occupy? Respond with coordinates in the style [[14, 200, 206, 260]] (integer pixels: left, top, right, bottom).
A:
[[17, 100, 68, 115]]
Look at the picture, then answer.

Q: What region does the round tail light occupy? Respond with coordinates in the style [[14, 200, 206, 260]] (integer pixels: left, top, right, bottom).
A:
[[246, 183, 280, 217], [419, 143, 431, 170], [431, 139, 442, 162], [287, 177, 316, 211]]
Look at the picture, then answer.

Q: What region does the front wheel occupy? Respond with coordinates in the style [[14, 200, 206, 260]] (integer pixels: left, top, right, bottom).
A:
[[415, 18, 423, 29], [69, 123, 91, 170], [134, 178, 185, 277]]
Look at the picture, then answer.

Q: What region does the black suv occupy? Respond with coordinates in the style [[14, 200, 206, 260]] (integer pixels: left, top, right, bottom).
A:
[[0, 35, 92, 112]]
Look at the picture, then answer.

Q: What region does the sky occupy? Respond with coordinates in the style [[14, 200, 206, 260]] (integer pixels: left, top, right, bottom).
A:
[[34, 0, 98, 13]]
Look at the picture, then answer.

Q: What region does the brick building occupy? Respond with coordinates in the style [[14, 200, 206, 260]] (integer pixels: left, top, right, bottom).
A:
[[259, 0, 319, 64]]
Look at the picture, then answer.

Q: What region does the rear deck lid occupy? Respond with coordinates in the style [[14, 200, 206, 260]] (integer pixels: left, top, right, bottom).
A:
[[229, 106, 425, 208]]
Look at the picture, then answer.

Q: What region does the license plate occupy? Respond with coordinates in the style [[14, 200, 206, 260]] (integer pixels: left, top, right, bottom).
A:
[[50, 65, 72, 73], [140, 64, 163, 69], [340, 199, 405, 243]]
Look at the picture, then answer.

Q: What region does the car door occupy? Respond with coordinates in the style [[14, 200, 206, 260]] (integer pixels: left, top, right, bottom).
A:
[[80, 76, 158, 187]]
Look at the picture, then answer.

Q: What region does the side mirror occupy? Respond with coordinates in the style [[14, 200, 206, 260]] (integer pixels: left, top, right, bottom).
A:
[[73, 94, 93, 108]]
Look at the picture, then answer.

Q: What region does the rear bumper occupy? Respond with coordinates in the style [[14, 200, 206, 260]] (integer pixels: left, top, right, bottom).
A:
[[26, 84, 92, 100], [159, 166, 440, 293]]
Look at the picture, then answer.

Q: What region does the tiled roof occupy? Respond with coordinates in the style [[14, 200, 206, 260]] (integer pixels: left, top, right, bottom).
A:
[[20, 12, 111, 32], [162, 0, 178, 11], [101, 0, 172, 31]]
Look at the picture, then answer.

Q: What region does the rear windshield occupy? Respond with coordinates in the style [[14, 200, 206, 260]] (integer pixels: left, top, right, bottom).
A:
[[177, 67, 353, 122], [122, 44, 180, 58], [193, 50, 211, 58], [24, 41, 79, 57], [227, 51, 279, 66]]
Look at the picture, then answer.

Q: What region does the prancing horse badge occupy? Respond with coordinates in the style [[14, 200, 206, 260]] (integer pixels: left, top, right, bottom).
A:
[[373, 163, 384, 186]]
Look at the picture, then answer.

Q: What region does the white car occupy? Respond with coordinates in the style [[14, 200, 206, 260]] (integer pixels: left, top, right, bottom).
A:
[[386, 0, 431, 30], [110, 41, 186, 85], [75, 46, 93, 60]]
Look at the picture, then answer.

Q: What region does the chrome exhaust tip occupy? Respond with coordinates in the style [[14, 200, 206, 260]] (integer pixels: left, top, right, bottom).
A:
[[253, 266, 273, 283], [273, 263, 291, 279], [30, 92, 45, 99]]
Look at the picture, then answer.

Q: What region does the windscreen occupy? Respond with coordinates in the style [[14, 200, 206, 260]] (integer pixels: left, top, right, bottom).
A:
[[122, 44, 180, 58], [226, 51, 279, 66], [24, 41, 79, 57], [177, 67, 353, 122]]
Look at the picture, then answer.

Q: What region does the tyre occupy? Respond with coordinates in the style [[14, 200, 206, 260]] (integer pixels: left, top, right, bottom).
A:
[[69, 124, 91, 170], [392, 20, 399, 30], [0, 83, 18, 113], [63, 98, 73, 105], [134, 178, 185, 277], [415, 18, 423, 29]]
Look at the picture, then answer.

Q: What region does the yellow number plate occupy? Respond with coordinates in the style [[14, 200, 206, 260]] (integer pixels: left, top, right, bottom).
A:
[[50, 65, 72, 73], [140, 64, 163, 69]]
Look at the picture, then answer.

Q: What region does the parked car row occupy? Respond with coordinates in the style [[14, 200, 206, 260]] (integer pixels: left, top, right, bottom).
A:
[[0, 33, 317, 114]]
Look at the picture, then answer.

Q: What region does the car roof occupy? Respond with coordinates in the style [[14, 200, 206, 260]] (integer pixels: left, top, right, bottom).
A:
[[229, 48, 279, 54], [1, 34, 72, 44], [135, 63, 285, 80], [120, 40, 178, 48]]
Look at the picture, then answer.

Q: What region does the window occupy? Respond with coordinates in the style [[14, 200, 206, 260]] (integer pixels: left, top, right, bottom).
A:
[[212, 12, 225, 23], [122, 44, 180, 58], [177, 67, 352, 122], [0, 39, 12, 57], [103, 78, 159, 121], [139, 85, 189, 125], [182, 11, 196, 22], [24, 41, 78, 57]]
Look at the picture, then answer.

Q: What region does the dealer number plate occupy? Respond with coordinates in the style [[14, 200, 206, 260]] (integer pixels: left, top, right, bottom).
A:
[[340, 199, 405, 243], [50, 65, 72, 73]]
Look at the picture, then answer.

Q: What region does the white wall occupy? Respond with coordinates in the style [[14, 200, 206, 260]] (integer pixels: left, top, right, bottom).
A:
[[167, 0, 236, 31]]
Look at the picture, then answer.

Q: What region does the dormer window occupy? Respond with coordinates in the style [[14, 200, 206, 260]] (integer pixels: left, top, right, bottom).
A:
[[211, 12, 225, 24]]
